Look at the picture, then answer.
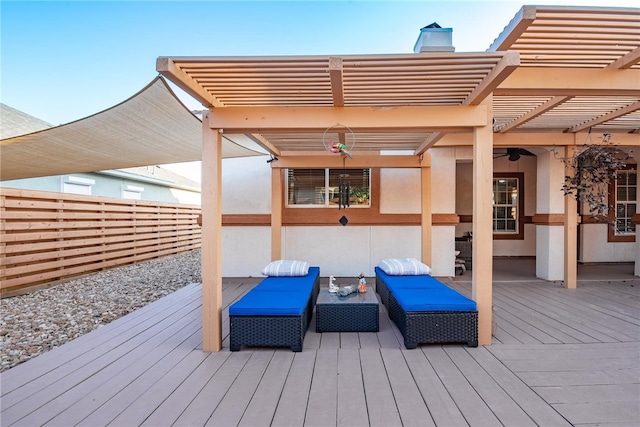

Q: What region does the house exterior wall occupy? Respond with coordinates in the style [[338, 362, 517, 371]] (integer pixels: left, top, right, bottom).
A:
[[222, 156, 271, 214], [581, 225, 635, 262], [220, 146, 635, 277], [1, 172, 200, 205]]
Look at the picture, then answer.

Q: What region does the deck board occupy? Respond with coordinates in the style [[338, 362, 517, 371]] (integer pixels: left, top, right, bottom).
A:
[[2, 277, 639, 427], [380, 348, 435, 426], [238, 350, 295, 427], [359, 349, 402, 427], [422, 346, 502, 427], [304, 348, 338, 427], [336, 349, 369, 427], [270, 351, 315, 427]]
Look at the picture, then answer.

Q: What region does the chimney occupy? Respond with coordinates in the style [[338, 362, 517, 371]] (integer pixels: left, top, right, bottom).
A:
[[413, 22, 454, 53]]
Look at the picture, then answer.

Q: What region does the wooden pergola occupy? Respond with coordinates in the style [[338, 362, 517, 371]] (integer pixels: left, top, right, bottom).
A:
[[158, 6, 640, 351]]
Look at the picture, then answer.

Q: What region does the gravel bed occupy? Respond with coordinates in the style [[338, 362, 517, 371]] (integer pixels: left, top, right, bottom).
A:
[[0, 249, 202, 372]]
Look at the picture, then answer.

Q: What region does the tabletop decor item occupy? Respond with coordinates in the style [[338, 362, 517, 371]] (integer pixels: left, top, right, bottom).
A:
[[338, 285, 358, 297], [328, 275, 339, 293], [358, 273, 367, 293]]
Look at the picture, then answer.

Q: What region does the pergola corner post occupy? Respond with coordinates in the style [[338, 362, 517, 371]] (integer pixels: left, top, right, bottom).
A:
[[563, 145, 578, 289], [472, 96, 493, 346], [201, 113, 223, 352]]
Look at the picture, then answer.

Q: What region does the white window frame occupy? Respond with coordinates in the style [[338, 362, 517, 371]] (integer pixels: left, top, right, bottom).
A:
[[493, 177, 519, 234], [614, 169, 637, 236], [122, 184, 144, 200], [62, 176, 95, 195]]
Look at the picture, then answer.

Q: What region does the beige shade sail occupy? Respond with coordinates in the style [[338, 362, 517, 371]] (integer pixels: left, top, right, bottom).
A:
[[0, 77, 263, 181]]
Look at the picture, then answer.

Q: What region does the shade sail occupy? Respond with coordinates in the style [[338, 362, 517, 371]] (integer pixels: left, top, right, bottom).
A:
[[0, 77, 262, 181]]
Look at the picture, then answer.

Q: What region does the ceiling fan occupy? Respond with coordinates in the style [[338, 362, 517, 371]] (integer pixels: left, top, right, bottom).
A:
[[494, 147, 536, 162]]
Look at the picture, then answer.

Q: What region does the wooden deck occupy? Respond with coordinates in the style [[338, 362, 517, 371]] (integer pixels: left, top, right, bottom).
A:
[[2, 275, 639, 426]]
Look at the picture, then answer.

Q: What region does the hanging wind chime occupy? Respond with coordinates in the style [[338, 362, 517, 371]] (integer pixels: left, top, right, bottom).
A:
[[323, 124, 355, 213], [338, 157, 350, 210]]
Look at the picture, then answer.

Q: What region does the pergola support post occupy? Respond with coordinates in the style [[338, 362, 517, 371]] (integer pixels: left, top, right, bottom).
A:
[[201, 114, 223, 351], [564, 145, 578, 289], [472, 96, 493, 346], [271, 168, 283, 260]]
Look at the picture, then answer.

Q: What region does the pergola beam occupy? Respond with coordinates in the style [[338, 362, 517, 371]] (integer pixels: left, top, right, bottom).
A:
[[464, 51, 520, 105], [247, 133, 281, 156], [208, 105, 488, 133], [156, 57, 222, 108], [568, 100, 640, 133], [328, 56, 345, 107], [606, 46, 640, 69], [496, 68, 640, 96], [415, 132, 446, 155]]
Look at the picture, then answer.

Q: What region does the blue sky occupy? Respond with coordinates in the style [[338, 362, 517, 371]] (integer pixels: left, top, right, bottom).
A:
[[3, 0, 637, 127]]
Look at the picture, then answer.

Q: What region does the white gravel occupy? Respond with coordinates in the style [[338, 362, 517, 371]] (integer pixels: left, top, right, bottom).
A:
[[0, 249, 201, 372]]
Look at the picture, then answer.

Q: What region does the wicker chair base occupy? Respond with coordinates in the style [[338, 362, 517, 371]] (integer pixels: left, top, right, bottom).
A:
[[230, 310, 309, 352], [229, 274, 319, 352], [388, 293, 478, 348]]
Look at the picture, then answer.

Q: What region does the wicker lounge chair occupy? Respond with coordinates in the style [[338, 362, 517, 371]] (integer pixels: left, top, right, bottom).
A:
[[375, 266, 478, 348], [229, 266, 320, 352]]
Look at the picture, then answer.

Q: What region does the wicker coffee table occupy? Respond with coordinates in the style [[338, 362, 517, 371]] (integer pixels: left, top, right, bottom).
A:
[[315, 288, 379, 332]]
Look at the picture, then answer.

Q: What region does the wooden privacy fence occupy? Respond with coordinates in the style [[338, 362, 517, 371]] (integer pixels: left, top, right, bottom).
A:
[[1, 188, 201, 296]]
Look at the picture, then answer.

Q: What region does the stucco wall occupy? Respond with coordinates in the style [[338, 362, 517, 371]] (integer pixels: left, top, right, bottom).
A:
[[222, 156, 271, 214], [580, 224, 636, 262], [219, 149, 635, 277]]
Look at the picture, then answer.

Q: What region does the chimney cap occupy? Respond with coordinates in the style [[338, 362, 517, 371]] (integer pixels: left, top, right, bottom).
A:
[[421, 22, 442, 29]]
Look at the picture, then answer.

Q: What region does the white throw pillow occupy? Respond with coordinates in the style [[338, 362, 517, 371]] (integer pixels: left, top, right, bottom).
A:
[[261, 260, 310, 277], [378, 258, 432, 276]]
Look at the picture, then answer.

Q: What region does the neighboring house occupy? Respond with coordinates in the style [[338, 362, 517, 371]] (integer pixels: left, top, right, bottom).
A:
[[0, 103, 201, 205]]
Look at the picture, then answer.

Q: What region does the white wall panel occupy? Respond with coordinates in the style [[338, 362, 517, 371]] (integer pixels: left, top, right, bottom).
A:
[[432, 226, 455, 277], [581, 224, 635, 262], [284, 226, 372, 277], [371, 226, 421, 267], [222, 156, 271, 214], [222, 226, 272, 277], [535, 225, 564, 280]]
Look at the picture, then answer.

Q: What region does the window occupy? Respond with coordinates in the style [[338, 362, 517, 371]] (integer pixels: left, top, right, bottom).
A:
[[493, 172, 524, 239], [286, 168, 370, 207], [614, 168, 636, 235], [62, 176, 94, 195], [122, 184, 144, 200]]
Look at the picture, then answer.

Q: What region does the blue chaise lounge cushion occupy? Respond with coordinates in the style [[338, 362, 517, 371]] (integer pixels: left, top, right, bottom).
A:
[[229, 290, 309, 316], [392, 287, 477, 312], [229, 267, 320, 316]]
